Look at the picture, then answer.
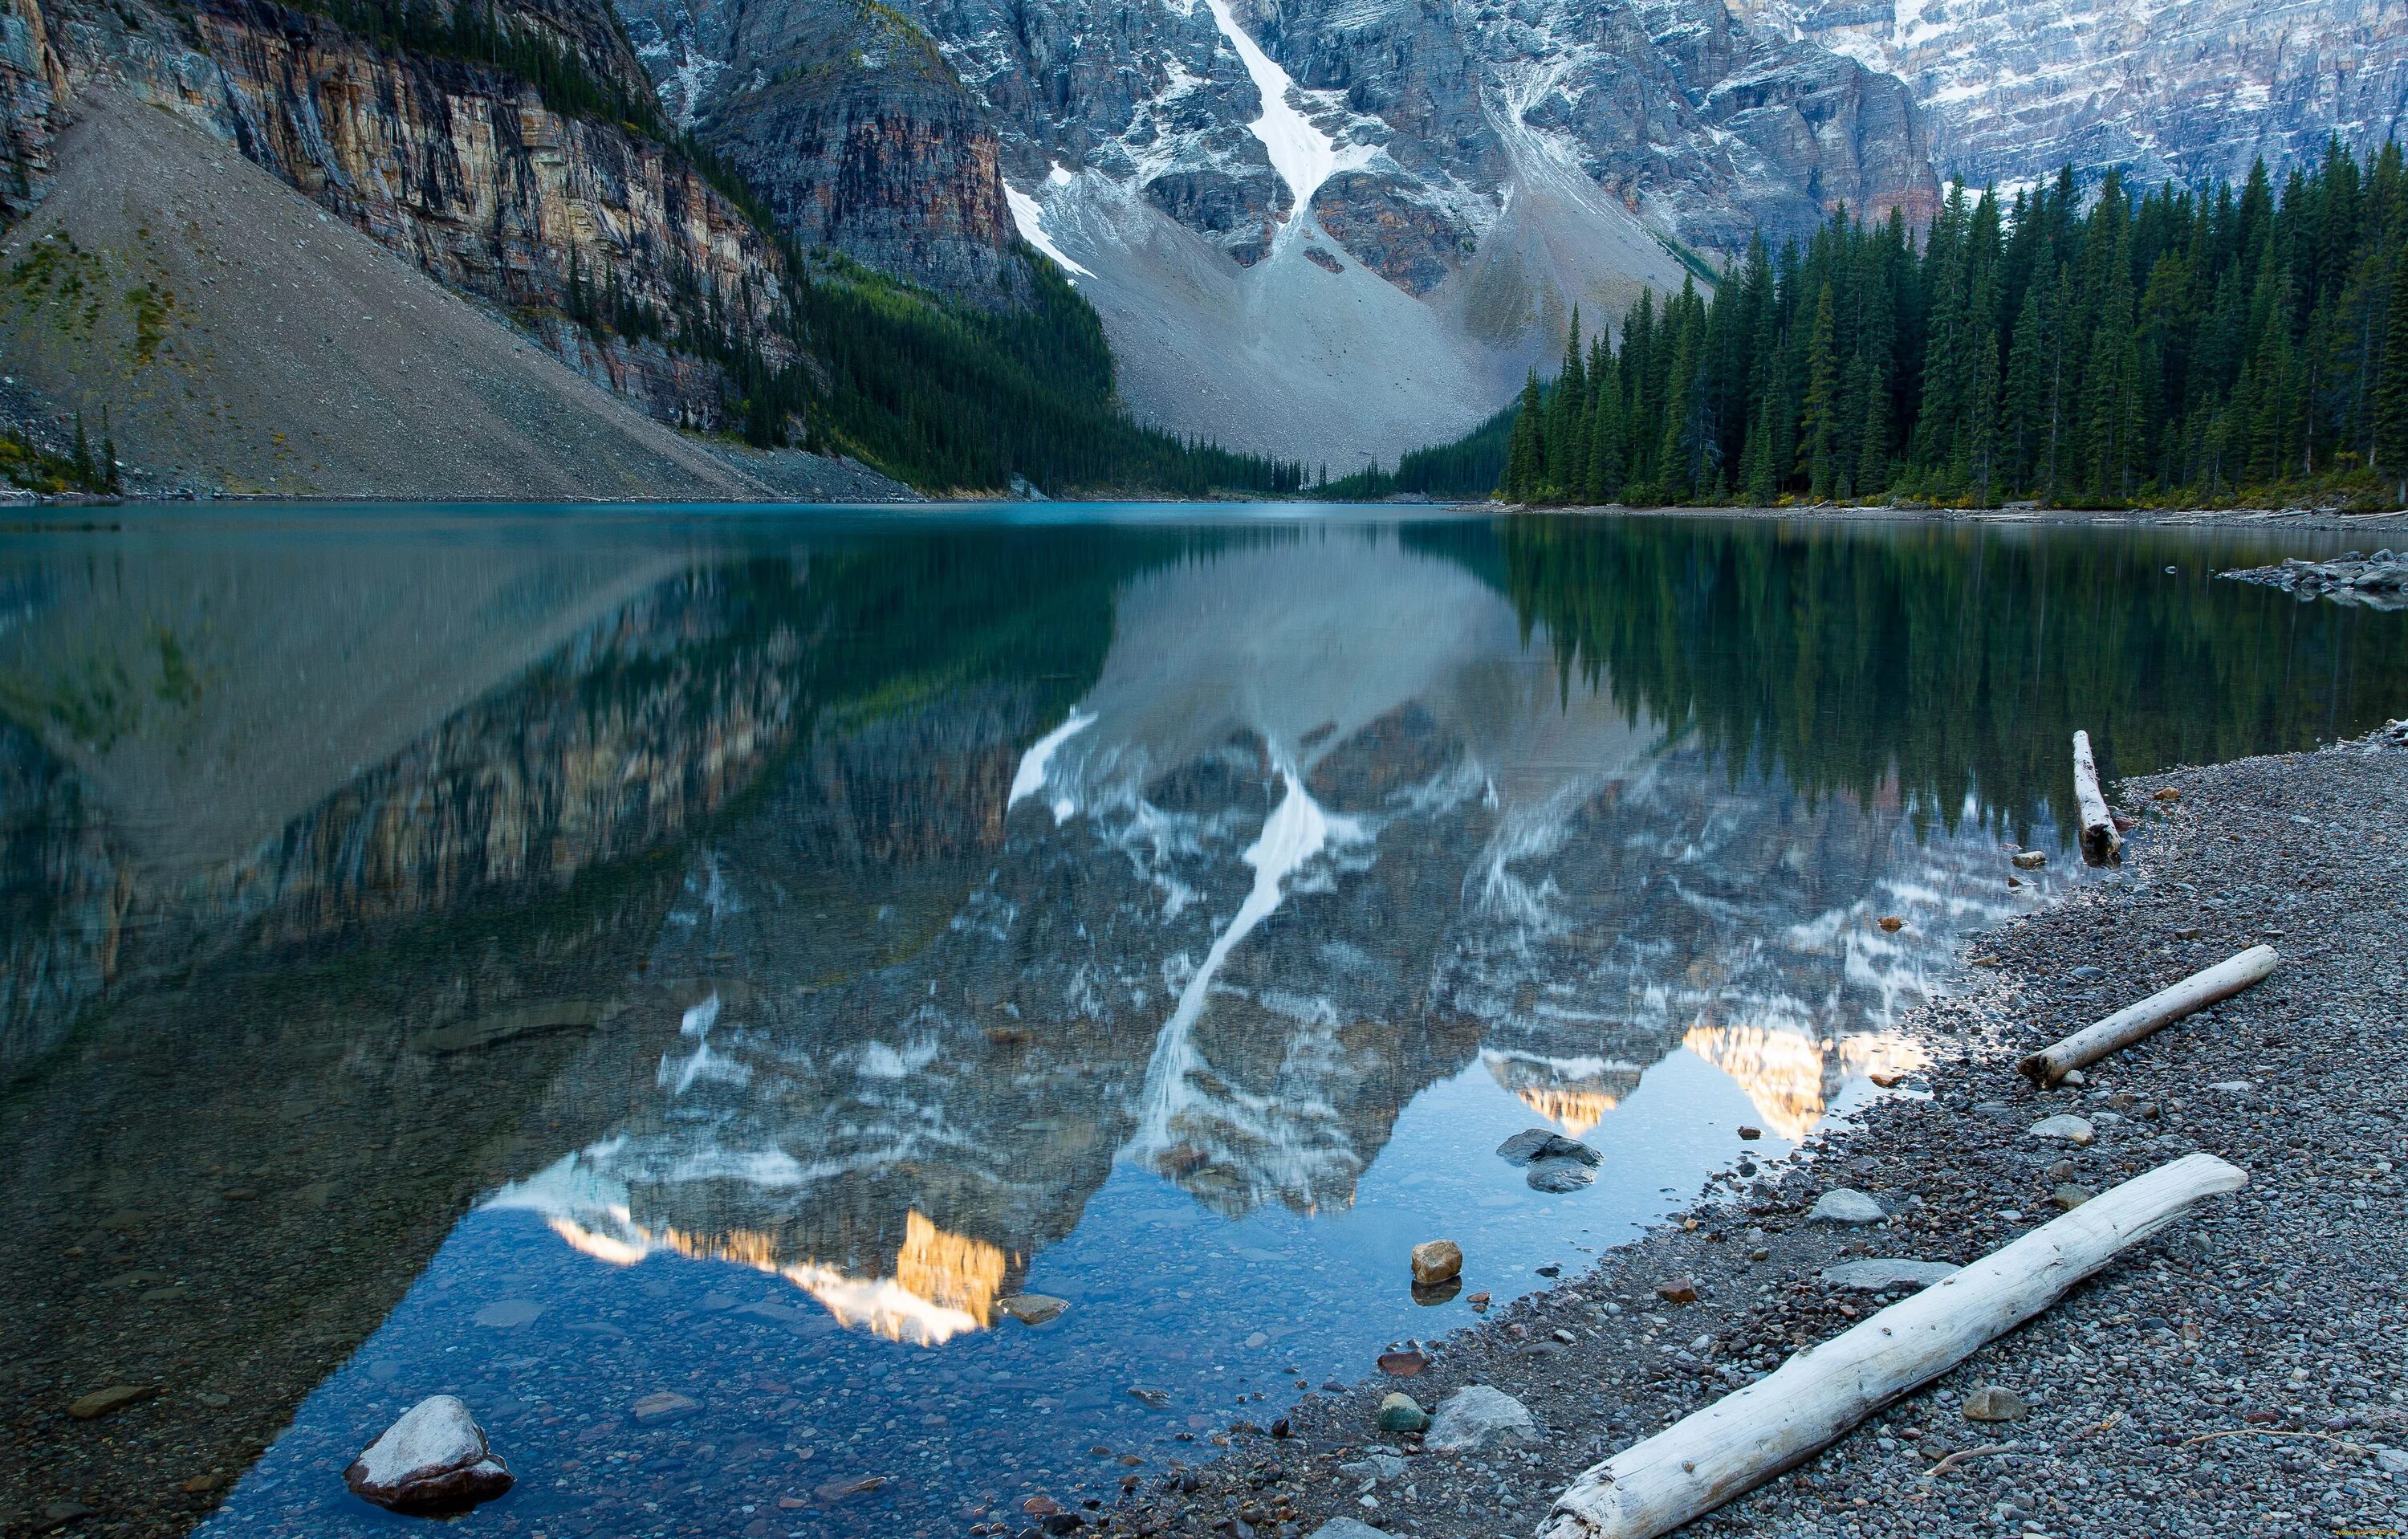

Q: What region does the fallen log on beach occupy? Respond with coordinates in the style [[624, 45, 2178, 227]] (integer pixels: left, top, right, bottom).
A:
[[2018, 944, 2279, 1086], [1536, 1153, 2248, 1539], [2072, 730, 2120, 865]]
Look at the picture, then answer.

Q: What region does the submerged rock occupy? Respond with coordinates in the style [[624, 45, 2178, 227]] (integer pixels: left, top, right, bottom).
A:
[[66, 1383, 157, 1419], [1526, 1155, 1597, 1192], [1496, 1128, 1601, 1166], [1425, 1384, 1541, 1451], [630, 1390, 697, 1424], [998, 1293, 1070, 1325], [344, 1395, 513, 1515]]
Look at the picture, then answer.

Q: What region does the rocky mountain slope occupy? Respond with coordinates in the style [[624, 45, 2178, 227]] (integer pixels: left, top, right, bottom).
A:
[[0, 0, 1940, 482], [1748, 0, 2408, 189], [0, 96, 888, 496], [620, 0, 1938, 466]]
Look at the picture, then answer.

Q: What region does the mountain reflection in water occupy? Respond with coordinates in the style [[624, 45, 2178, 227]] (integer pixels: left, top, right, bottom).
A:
[[1, 510, 2401, 1539]]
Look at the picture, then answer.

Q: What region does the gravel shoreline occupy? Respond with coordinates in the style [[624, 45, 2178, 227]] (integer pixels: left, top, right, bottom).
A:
[[1097, 726, 2408, 1539]]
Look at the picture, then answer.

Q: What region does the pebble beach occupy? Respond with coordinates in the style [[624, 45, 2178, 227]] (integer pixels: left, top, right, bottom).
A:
[[1102, 724, 2408, 1539]]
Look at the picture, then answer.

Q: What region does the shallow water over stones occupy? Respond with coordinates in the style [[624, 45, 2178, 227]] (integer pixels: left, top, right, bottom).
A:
[[2, 507, 2403, 1538]]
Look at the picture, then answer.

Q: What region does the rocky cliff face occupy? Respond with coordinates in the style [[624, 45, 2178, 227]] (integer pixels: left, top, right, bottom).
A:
[[1749, 0, 2408, 189], [3, 0, 799, 430], [0, 0, 65, 221], [616, 0, 1021, 298]]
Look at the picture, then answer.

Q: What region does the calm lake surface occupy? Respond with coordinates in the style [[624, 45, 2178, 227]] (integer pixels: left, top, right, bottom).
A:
[[3, 507, 2404, 1539]]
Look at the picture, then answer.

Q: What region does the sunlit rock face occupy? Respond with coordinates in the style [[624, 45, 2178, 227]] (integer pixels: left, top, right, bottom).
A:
[[496, 534, 2024, 1338], [1748, 0, 2408, 188]]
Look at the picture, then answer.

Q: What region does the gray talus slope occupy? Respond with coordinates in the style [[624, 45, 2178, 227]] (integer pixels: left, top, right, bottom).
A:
[[0, 95, 779, 499]]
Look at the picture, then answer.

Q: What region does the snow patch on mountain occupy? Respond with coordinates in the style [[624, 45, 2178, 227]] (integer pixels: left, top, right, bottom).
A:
[[1198, 0, 1373, 254], [1755, 0, 2408, 186]]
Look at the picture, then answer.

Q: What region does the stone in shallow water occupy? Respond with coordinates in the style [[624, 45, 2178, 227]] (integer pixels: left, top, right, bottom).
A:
[[998, 1293, 1070, 1325], [1495, 1128, 1601, 1166], [1526, 1155, 1597, 1192], [472, 1298, 545, 1329], [1409, 1239, 1461, 1286], [1425, 1384, 1540, 1451], [630, 1390, 698, 1424], [1808, 1188, 1887, 1224], [1820, 1259, 1960, 1292], [67, 1383, 157, 1419], [1309, 1521, 1391, 1539], [344, 1395, 513, 1514]]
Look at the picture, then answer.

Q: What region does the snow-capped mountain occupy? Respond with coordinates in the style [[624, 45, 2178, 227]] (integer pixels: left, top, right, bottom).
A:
[[616, 0, 1937, 465], [1747, 0, 2408, 189]]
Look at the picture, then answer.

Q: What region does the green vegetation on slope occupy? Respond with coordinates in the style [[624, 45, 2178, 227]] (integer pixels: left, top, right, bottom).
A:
[[789, 253, 1311, 495], [1389, 142, 2408, 511], [1321, 401, 1515, 502]]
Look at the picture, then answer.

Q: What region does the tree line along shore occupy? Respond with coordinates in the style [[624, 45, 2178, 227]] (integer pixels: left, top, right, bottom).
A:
[[1352, 143, 2408, 513]]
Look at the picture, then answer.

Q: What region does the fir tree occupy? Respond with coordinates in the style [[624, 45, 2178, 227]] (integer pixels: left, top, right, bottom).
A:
[[1502, 371, 1544, 500], [1798, 283, 1840, 499], [2377, 248, 2408, 501]]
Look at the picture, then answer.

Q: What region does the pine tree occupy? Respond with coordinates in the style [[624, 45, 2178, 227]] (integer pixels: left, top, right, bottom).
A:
[[1586, 349, 1625, 503], [70, 410, 93, 490], [1967, 326, 2002, 505], [2377, 248, 2408, 502], [1547, 310, 1588, 498], [1798, 282, 1841, 499], [1503, 371, 1544, 500]]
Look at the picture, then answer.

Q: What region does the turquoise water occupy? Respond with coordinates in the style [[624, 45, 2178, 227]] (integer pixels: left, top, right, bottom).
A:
[[2, 507, 2401, 1538]]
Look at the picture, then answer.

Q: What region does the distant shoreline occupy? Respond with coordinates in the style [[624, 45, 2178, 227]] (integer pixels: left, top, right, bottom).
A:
[[9, 494, 2408, 537], [1480, 501, 2408, 535]]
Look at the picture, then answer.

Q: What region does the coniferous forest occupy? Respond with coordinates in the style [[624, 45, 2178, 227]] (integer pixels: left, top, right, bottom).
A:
[[1475, 142, 2408, 510]]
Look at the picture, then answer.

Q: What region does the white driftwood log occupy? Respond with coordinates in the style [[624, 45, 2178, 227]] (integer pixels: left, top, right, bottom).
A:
[[2072, 730, 2121, 865], [1537, 1154, 2247, 1539], [2018, 944, 2279, 1085]]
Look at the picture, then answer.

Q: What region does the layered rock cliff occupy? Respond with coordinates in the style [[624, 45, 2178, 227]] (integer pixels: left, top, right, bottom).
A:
[[2, 0, 799, 432], [618, 0, 1021, 299], [1750, 0, 2408, 189]]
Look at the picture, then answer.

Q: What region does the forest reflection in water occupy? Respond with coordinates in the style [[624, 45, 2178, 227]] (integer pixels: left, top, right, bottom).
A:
[[0, 509, 2400, 1538]]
